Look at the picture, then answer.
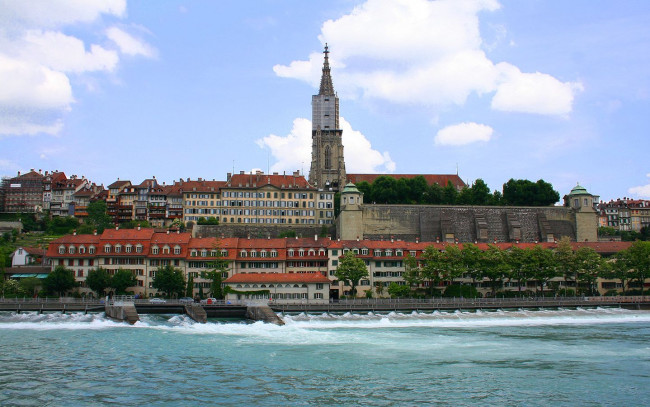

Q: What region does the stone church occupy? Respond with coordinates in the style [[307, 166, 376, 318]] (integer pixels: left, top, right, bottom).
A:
[[308, 46, 598, 244]]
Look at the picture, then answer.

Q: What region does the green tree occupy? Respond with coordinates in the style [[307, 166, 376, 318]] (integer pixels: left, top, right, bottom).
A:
[[555, 237, 578, 294], [479, 245, 509, 296], [197, 217, 219, 225], [442, 181, 458, 205], [85, 267, 112, 297], [186, 274, 194, 297], [43, 265, 77, 296], [47, 216, 80, 235], [574, 247, 606, 296], [617, 241, 650, 295], [86, 200, 113, 233], [334, 251, 369, 297], [419, 246, 447, 296], [526, 246, 557, 295], [502, 179, 559, 206], [470, 179, 491, 205], [111, 269, 137, 295], [278, 229, 296, 238], [18, 277, 41, 297], [152, 265, 186, 298], [387, 282, 411, 298]]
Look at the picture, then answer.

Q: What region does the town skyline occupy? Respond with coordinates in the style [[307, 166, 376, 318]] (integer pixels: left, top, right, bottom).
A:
[[1, 0, 649, 202]]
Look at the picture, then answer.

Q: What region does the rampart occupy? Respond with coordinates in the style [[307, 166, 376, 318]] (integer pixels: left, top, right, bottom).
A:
[[347, 204, 585, 243]]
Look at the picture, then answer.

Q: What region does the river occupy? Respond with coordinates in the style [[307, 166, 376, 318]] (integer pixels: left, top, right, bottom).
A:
[[1, 308, 649, 406]]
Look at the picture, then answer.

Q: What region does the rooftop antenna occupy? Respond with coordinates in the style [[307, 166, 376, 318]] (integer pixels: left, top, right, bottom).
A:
[[232, 160, 235, 175], [267, 152, 270, 175], [456, 163, 459, 176]]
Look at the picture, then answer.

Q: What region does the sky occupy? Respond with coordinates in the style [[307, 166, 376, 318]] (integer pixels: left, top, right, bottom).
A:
[[1, 0, 649, 202]]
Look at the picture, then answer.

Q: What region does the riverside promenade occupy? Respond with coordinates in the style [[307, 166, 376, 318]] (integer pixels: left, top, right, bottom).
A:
[[1, 296, 649, 316]]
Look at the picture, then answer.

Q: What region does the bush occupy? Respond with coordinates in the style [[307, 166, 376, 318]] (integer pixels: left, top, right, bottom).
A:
[[443, 284, 481, 298]]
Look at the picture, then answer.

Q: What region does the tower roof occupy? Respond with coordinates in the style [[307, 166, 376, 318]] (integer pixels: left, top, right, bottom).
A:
[[318, 44, 335, 96], [568, 183, 590, 196]]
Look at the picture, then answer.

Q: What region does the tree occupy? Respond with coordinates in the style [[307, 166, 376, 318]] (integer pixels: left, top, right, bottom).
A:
[[197, 217, 219, 225], [526, 246, 557, 295], [111, 269, 137, 295], [43, 265, 77, 296], [470, 179, 491, 205], [387, 282, 411, 298], [86, 267, 112, 297], [502, 179, 559, 206], [479, 245, 509, 296], [418, 246, 447, 297], [152, 265, 186, 298], [616, 241, 650, 295], [18, 277, 41, 297], [186, 274, 194, 297], [334, 251, 369, 297], [574, 247, 606, 296], [47, 216, 80, 235], [86, 200, 113, 233], [442, 181, 458, 205], [555, 237, 577, 294]]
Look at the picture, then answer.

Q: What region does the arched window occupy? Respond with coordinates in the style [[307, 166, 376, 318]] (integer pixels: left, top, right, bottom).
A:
[[324, 146, 331, 169]]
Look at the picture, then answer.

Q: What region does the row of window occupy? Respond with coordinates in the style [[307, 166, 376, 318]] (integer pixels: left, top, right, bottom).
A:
[[222, 192, 315, 199]]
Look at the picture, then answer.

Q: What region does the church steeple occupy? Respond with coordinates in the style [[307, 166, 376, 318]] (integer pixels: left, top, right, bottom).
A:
[[309, 44, 346, 191], [319, 44, 335, 96]]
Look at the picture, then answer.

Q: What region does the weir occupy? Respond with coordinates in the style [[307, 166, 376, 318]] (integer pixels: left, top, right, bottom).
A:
[[184, 304, 207, 323], [246, 304, 285, 325], [104, 296, 139, 325]]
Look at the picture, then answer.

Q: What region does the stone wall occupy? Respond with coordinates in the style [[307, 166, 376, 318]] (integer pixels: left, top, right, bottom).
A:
[[356, 205, 584, 243]]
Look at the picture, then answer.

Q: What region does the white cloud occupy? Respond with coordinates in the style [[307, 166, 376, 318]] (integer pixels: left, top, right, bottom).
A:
[[628, 174, 650, 198], [107, 27, 157, 58], [274, 0, 581, 116], [491, 63, 583, 116], [0, 0, 153, 136], [256, 117, 395, 175], [0, 0, 126, 28], [435, 122, 493, 146]]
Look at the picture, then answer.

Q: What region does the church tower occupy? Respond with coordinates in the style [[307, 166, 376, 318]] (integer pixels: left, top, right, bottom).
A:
[[309, 44, 346, 191]]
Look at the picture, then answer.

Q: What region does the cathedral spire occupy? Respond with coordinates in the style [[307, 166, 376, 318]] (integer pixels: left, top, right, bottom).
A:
[[318, 44, 335, 96]]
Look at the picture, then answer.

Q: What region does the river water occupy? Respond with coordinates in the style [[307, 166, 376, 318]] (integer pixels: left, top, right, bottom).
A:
[[1, 308, 649, 406]]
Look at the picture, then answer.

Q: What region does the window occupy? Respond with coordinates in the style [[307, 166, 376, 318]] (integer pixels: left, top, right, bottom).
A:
[[240, 250, 247, 257], [104, 244, 111, 253], [59, 245, 65, 254], [324, 146, 331, 169], [136, 245, 143, 253], [332, 260, 338, 266], [125, 245, 132, 253], [79, 246, 85, 254], [115, 245, 122, 254], [68, 246, 75, 254], [152, 246, 159, 255], [89, 246, 95, 255], [316, 283, 323, 290], [174, 246, 181, 255]]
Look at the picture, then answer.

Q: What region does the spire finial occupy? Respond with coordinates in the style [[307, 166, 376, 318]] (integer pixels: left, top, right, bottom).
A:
[[319, 43, 335, 96]]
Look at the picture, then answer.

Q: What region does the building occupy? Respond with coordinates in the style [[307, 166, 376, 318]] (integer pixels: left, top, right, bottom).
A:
[[178, 178, 224, 224], [598, 197, 650, 233], [224, 273, 330, 304], [220, 171, 334, 225], [309, 44, 347, 191], [46, 229, 634, 299], [0, 169, 47, 213], [10, 246, 47, 267]]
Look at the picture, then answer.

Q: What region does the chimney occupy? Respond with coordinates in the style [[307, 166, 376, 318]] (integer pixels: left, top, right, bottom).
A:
[[115, 226, 119, 230], [167, 230, 170, 234], [356, 236, 359, 241], [416, 237, 420, 243], [73, 230, 76, 236], [391, 236, 394, 243], [93, 229, 97, 236], [137, 226, 141, 231], [315, 234, 318, 241]]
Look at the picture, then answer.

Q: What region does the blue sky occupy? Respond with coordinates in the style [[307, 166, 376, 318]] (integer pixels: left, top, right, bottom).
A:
[[1, 0, 649, 202]]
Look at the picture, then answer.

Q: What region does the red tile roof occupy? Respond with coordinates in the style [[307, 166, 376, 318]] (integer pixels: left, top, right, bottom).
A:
[[227, 173, 314, 190], [225, 272, 330, 284], [346, 174, 466, 189], [101, 228, 156, 240], [108, 180, 131, 189]]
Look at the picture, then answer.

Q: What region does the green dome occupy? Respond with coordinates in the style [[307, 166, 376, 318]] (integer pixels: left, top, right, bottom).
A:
[[341, 182, 360, 194], [569, 184, 590, 196]]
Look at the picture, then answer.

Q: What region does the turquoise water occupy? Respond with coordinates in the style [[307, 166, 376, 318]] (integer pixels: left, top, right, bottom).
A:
[[1, 308, 649, 406]]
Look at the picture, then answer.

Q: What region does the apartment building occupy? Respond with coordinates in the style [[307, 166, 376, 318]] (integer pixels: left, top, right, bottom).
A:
[[178, 178, 225, 224], [598, 198, 650, 232], [220, 171, 334, 226], [47, 229, 635, 299]]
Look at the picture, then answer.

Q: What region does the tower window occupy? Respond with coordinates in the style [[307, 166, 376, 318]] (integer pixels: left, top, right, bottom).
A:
[[324, 146, 331, 169]]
